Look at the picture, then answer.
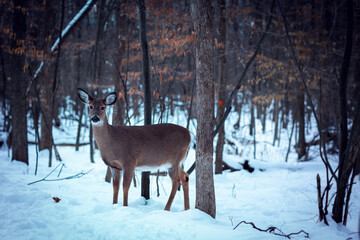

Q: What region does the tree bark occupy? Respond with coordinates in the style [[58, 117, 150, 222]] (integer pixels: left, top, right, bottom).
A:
[[215, 0, 227, 175], [39, 0, 56, 153], [75, 105, 84, 151], [137, 0, 151, 200], [190, 0, 216, 218], [10, 0, 28, 165], [93, 0, 105, 88], [113, 4, 127, 127], [106, 2, 127, 183], [250, 83, 255, 136], [273, 98, 279, 146], [332, 0, 353, 224], [298, 90, 306, 160]]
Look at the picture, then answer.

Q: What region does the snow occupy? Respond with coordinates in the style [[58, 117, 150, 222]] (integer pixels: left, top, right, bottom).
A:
[[0, 109, 359, 240]]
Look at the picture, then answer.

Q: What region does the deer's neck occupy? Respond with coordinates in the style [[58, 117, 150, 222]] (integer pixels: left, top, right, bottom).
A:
[[92, 116, 111, 145]]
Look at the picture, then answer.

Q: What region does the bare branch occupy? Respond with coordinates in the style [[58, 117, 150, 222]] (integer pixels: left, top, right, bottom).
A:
[[276, 0, 336, 180], [28, 163, 93, 185], [213, 0, 275, 138], [33, 0, 95, 79], [233, 220, 309, 239]]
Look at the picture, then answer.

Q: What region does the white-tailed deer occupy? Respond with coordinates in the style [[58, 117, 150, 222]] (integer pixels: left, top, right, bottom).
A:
[[77, 88, 190, 211]]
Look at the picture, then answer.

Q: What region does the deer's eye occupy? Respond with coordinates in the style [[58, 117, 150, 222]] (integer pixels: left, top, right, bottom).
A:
[[89, 105, 93, 109], [100, 106, 105, 111]]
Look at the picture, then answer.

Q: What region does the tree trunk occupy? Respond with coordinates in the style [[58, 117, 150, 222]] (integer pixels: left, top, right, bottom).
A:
[[250, 83, 255, 136], [190, 0, 216, 218], [113, 5, 126, 127], [298, 90, 306, 160], [282, 81, 289, 129], [215, 0, 227, 175], [273, 98, 279, 146], [39, 0, 56, 155], [137, 0, 151, 200], [262, 103, 267, 133], [332, 0, 353, 224], [10, 0, 28, 165], [93, 0, 105, 88], [75, 105, 84, 151], [89, 124, 95, 163], [106, 4, 127, 183]]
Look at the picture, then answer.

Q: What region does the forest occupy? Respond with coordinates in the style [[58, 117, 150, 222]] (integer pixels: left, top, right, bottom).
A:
[[0, 0, 359, 239]]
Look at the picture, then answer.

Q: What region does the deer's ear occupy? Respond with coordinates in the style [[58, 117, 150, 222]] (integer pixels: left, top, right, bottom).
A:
[[77, 88, 93, 104], [104, 92, 117, 105]]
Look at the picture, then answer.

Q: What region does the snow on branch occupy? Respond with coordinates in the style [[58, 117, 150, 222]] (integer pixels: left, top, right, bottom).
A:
[[51, 0, 94, 52], [33, 61, 44, 79], [33, 0, 94, 79]]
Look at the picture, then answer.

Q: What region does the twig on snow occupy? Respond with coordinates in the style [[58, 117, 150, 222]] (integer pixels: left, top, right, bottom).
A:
[[233, 220, 309, 239], [28, 162, 93, 185]]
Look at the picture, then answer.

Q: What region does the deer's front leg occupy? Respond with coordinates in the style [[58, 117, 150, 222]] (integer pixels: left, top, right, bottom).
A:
[[122, 168, 134, 206], [112, 169, 121, 204]]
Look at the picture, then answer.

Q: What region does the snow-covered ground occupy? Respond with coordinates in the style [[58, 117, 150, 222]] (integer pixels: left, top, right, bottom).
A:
[[0, 110, 359, 240]]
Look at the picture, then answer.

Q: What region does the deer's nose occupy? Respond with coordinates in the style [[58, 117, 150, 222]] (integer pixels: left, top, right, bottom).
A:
[[91, 116, 100, 123]]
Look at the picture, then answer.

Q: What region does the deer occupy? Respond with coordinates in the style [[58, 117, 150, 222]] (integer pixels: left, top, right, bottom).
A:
[[77, 88, 190, 211]]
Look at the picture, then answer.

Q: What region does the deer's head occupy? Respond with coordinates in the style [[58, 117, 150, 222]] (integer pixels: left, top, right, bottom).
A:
[[77, 88, 117, 126]]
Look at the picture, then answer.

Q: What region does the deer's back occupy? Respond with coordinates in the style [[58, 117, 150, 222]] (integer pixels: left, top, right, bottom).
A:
[[121, 123, 190, 167]]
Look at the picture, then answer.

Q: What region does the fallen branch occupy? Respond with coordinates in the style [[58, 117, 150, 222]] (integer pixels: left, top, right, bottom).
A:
[[222, 161, 240, 172], [28, 162, 93, 185], [233, 220, 309, 239]]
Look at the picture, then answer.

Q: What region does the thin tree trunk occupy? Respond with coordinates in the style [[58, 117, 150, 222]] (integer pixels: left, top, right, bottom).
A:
[[215, 0, 227, 175], [298, 91, 306, 160], [75, 105, 84, 151], [262, 103, 266, 133], [48, 0, 65, 167], [273, 98, 279, 146], [250, 84, 255, 136], [285, 119, 295, 162], [332, 0, 353, 224], [93, 0, 104, 88], [89, 124, 94, 163], [137, 0, 151, 200], [190, 0, 216, 218]]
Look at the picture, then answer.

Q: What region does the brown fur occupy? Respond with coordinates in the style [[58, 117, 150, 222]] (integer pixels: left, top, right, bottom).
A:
[[77, 88, 190, 211]]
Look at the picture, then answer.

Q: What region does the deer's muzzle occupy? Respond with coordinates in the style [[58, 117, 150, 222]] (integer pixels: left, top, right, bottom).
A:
[[91, 116, 100, 123]]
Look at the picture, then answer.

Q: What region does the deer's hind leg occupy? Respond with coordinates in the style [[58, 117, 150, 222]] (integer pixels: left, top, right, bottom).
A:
[[164, 167, 181, 211], [180, 168, 190, 210]]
